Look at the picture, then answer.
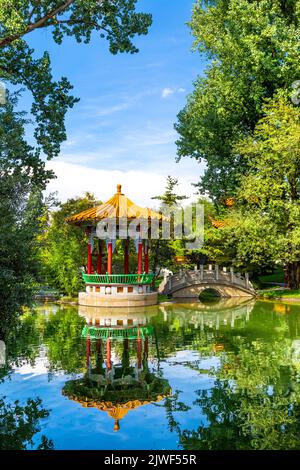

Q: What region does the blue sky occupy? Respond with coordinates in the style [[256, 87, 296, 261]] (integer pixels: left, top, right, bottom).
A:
[[25, 0, 207, 206]]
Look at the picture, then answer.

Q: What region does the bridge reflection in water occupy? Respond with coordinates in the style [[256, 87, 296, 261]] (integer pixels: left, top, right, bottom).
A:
[[159, 298, 255, 331]]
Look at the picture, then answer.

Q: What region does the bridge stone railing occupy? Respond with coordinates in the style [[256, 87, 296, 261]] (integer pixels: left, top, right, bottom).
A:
[[160, 265, 255, 295]]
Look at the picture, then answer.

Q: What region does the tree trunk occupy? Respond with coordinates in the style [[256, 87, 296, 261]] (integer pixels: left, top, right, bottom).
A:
[[286, 262, 300, 289]]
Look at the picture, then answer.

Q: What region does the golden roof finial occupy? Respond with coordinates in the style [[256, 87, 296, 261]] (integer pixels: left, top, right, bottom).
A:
[[113, 419, 120, 432], [117, 184, 122, 194]]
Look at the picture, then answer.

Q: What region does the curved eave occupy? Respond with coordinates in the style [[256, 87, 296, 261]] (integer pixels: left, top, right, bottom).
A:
[[66, 206, 168, 225], [65, 186, 169, 225]]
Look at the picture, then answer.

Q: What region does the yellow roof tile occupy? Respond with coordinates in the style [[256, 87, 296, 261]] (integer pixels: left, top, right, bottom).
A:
[[66, 184, 166, 224]]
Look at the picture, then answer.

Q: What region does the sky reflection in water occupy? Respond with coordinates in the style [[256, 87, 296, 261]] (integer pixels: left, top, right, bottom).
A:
[[1, 299, 300, 450]]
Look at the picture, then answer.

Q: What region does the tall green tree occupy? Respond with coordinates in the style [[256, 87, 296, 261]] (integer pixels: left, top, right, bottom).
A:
[[175, 0, 300, 201], [39, 193, 98, 296], [190, 95, 300, 281], [151, 176, 188, 274], [0, 0, 152, 158], [0, 94, 51, 338], [233, 95, 300, 287]]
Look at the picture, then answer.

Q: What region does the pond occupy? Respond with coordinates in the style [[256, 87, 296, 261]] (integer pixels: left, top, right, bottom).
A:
[[1, 299, 300, 450]]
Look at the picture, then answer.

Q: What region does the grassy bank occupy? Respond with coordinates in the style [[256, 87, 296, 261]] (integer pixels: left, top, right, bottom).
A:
[[258, 271, 284, 285], [258, 288, 300, 300]]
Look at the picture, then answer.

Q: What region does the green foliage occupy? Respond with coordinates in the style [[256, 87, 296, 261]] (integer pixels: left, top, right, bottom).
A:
[[39, 193, 98, 296], [160, 302, 300, 450], [0, 0, 152, 158], [186, 197, 234, 266], [63, 372, 171, 404], [259, 289, 300, 299], [0, 96, 51, 337], [175, 0, 300, 200], [234, 96, 300, 285], [180, 338, 300, 450], [152, 176, 188, 206], [0, 397, 53, 450], [44, 307, 86, 374], [151, 176, 188, 274], [0, 309, 45, 382], [258, 270, 284, 285], [187, 96, 300, 282]]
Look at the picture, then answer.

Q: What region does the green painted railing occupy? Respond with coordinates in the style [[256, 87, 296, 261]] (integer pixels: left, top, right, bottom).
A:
[[82, 273, 154, 285], [82, 324, 154, 340]]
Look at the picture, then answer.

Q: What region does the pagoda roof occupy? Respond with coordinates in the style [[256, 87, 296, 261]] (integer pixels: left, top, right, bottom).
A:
[[63, 376, 171, 430], [66, 184, 165, 225]]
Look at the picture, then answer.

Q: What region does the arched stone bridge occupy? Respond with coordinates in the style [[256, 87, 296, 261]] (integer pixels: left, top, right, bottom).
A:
[[159, 266, 256, 299]]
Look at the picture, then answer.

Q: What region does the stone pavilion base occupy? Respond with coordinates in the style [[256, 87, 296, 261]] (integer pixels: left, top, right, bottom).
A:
[[78, 291, 158, 308]]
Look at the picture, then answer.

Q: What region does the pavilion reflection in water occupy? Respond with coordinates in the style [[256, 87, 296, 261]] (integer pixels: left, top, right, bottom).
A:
[[63, 307, 171, 431]]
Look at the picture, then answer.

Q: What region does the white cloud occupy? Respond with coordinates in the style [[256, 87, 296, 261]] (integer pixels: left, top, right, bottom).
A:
[[45, 161, 198, 207], [162, 87, 174, 98], [161, 87, 186, 98], [95, 103, 129, 117], [124, 128, 177, 146]]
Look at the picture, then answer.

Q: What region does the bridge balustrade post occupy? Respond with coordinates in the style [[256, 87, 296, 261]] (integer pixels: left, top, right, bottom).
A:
[[245, 272, 249, 288], [230, 267, 234, 283], [200, 265, 204, 281], [215, 264, 219, 281]]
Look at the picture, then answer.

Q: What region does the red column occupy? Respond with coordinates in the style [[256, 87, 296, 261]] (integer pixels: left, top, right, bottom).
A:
[[87, 228, 92, 274], [106, 338, 111, 370], [124, 240, 129, 274], [137, 240, 143, 275], [137, 329, 142, 369], [107, 240, 113, 275], [97, 240, 102, 274], [144, 241, 149, 274]]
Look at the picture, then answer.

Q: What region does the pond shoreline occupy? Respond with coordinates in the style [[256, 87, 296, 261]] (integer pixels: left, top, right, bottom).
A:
[[40, 292, 300, 306]]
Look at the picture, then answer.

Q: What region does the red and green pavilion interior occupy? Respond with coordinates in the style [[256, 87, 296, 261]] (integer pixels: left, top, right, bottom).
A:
[[66, 185, 165, 303]]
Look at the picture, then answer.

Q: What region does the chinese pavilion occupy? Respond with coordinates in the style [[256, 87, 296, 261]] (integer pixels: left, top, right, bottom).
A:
[[66, 184, 165, 308]]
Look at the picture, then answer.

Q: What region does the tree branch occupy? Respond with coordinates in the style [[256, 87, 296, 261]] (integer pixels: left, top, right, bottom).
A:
[[47, 18, 111, 35], [0, 0, 75, 48]]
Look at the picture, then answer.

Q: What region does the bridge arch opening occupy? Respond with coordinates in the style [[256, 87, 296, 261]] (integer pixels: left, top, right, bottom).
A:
[[199, 288, 221, 302]]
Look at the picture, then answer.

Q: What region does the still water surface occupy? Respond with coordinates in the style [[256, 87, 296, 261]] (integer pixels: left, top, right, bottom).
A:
[[1, 299, 300, 450]]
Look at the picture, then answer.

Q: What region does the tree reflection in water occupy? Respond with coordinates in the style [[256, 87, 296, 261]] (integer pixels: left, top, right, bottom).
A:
[[0, 397, 53, 450], [2, 299, 300, 449], [160, 301, 300, 450], [0, 308, 55, 449]]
